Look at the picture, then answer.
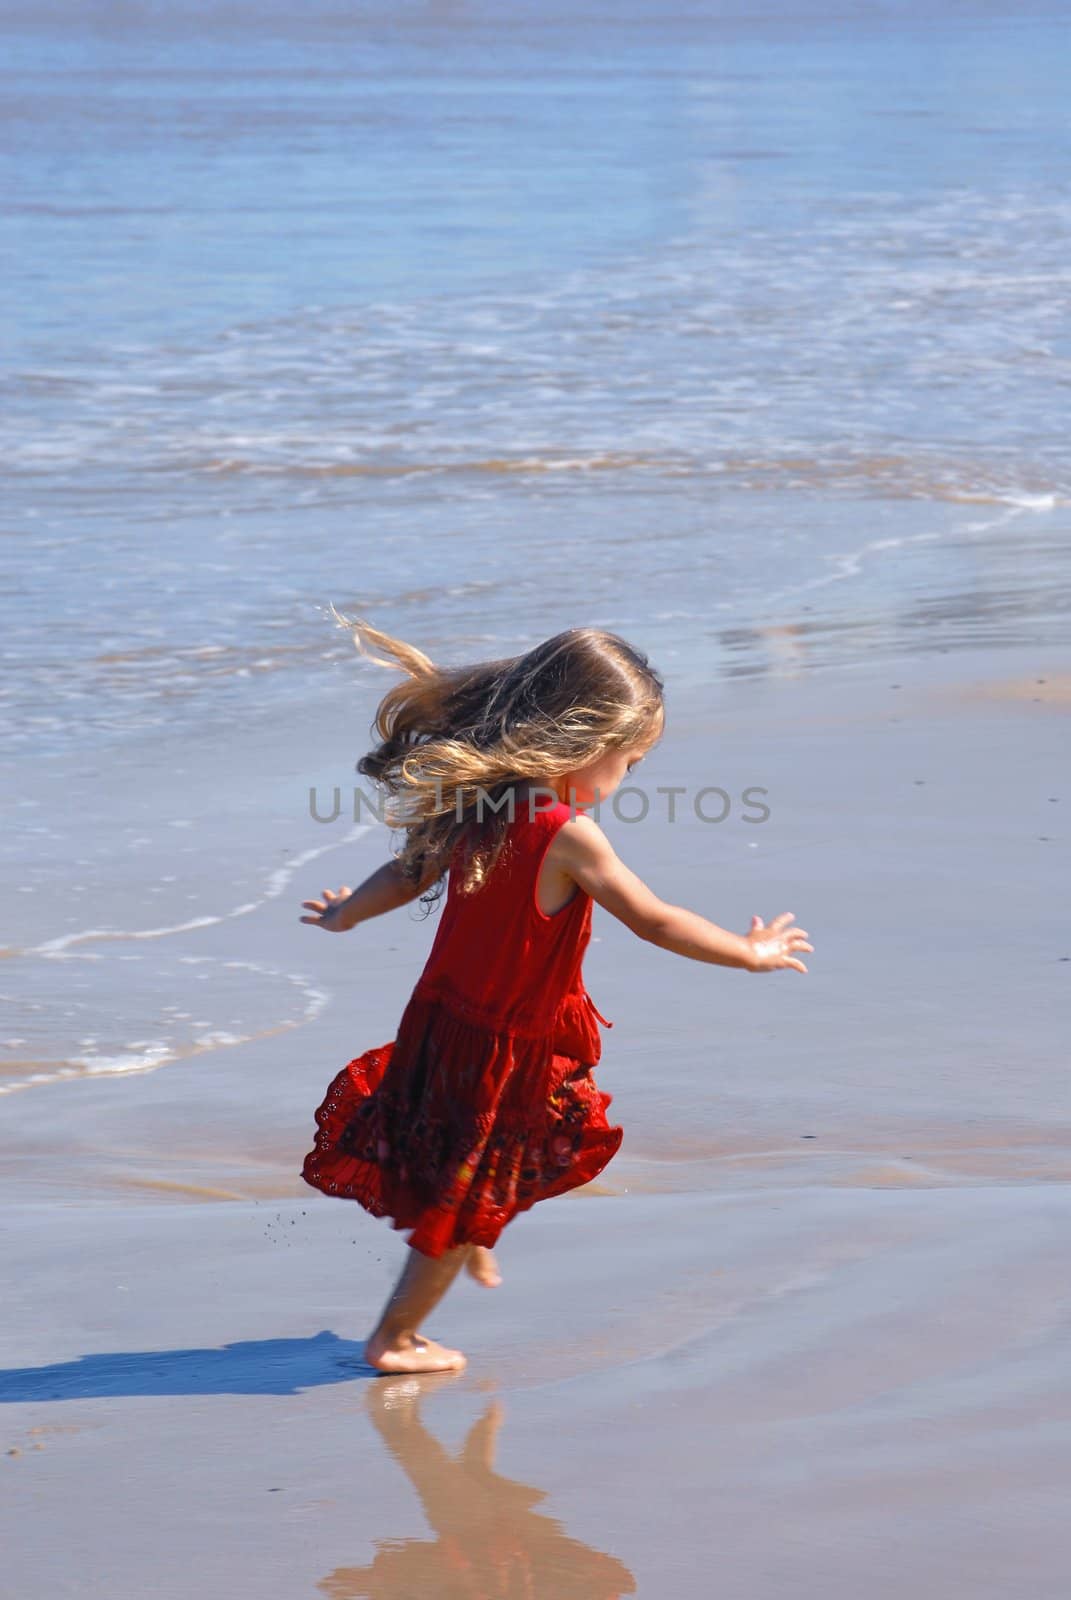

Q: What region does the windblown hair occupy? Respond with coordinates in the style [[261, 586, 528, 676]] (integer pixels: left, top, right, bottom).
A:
[[332, 609, 665, 915]]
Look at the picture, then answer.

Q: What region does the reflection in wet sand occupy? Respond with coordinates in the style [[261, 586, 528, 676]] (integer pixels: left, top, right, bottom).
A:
[[319, 1380, 635, 1599]]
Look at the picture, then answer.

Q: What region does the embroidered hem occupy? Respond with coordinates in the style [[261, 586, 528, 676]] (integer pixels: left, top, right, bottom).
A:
[[300, 990, 623, 1257]]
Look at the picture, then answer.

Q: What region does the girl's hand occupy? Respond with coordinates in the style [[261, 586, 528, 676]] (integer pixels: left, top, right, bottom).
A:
[[300, 885, 356, 933], [745, 912, 813, 973]]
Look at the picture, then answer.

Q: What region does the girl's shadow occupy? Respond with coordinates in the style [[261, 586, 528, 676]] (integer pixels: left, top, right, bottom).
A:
[[0, 1329, 375, 1400]]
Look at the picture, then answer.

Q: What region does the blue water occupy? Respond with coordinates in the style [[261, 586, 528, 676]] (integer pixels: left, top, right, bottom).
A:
[[2, 0, 1070, 758], [3, 1, 1069, 1098]]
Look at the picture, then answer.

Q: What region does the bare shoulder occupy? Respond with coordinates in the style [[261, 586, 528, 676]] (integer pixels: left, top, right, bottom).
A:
[[545, 811, 669, 940], [547, 810, 613, 865]]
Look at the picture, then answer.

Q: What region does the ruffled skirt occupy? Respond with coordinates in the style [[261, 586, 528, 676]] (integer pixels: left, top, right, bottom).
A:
[[300, 990, 623, 1258]]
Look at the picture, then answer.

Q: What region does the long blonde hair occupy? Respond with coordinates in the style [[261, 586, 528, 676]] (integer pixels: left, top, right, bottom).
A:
[[332, 610, 665, 913]]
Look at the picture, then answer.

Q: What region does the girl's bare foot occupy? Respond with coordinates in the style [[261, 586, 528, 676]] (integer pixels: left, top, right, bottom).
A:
[[364, 1329, 467, 1374], [465, 1245, 502, 1287]]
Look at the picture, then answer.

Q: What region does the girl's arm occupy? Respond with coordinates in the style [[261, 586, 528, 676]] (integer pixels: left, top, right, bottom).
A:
[[300, 856, 443, 933], [551, 814, 812, 974]]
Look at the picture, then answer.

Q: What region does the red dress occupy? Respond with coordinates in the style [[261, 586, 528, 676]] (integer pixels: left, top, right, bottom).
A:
[[301, 796, 622, 1258]]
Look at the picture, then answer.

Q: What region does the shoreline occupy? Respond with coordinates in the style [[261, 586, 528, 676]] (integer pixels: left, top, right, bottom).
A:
[[4, 634, 1069, 1595]]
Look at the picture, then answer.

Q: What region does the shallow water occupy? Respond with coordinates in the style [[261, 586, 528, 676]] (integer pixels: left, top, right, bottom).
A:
[[3, 1, 1069, 1108], [4, 0, 1070, 755]]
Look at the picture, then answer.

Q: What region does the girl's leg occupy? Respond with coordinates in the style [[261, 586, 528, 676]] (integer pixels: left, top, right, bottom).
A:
[[465, 1244, 502, 1287], [365, 1241, 471, 1373]]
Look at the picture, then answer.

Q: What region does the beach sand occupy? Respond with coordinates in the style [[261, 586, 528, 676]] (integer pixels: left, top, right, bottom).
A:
[[3, 644, 1069, 1597]]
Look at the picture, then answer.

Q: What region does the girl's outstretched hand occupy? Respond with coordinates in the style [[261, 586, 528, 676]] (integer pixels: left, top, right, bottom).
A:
[[300, 885, 355, 933], [745, 912, 813, 973]]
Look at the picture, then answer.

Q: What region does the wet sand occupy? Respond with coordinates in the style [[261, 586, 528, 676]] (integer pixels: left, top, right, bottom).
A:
[[3, 643, 1070, 1596], [4, 1185, 1071, 1597]]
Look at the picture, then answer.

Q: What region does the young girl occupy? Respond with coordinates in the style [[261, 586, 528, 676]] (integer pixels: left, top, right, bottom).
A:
[[299, 620, 812, 1376]]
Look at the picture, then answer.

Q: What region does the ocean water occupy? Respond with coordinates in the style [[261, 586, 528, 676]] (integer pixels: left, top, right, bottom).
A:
[[3, 0, 1069, 1104]]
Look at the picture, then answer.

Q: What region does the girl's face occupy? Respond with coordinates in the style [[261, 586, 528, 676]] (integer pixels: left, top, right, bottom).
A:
[[555, 711, 664, 808]]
